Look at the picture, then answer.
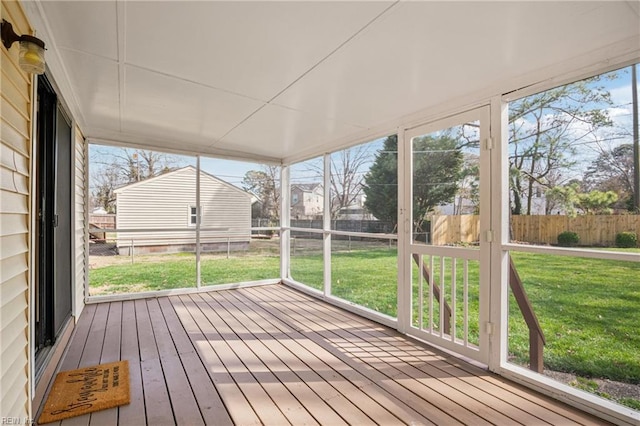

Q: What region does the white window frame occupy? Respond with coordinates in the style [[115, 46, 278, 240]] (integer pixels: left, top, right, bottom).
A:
[[188, 205, 198, 226]]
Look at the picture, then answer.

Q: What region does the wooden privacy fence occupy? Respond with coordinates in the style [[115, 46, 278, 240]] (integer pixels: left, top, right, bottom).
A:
[[430, 214, 640, 246], [89, 213, 116, 229]]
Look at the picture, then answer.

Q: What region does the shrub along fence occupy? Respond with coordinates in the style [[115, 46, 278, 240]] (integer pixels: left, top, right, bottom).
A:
[[431, 214, 640, 247]]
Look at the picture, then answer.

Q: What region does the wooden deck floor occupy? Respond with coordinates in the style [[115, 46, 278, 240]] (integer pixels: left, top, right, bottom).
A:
[[41, 284, 608, 425]]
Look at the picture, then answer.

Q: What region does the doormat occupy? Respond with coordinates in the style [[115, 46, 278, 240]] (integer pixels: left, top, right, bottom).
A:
[[38, 360, 130, 424]]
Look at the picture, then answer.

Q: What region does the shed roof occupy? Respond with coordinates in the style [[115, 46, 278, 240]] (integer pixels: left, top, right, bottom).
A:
[[114, 165, 252, 198]]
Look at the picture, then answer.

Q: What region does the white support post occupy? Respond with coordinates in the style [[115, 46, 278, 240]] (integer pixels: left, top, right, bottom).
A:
[[280, 165, 290, 282], [477, 105, 493, 365], [196, 155, 201, 289], [489, 96, 510, 373], [397, 127, 411, 333], [323, 153, 332, 297]]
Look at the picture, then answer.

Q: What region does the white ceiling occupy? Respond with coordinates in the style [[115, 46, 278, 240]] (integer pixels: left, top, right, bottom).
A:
[[27, 1, 640, 163]]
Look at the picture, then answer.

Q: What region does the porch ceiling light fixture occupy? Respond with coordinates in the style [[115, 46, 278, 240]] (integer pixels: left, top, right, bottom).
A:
[[1, 19, 46, 74]]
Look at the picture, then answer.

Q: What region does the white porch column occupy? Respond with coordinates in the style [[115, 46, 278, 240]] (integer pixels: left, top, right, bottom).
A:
[[280, 165, 290, 282]]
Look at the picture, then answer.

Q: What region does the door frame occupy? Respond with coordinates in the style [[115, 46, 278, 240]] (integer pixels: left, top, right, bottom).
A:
[[33, 74, 73, 369], [397, 106, 493, 365]]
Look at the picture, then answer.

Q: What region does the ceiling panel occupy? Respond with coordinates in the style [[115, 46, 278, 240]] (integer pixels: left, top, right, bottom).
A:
[[272, 1, 638, 129], [40, 0, 118, 59], [217, 104, 364, 159], [29, 1, 640, 163], [124, 1, 394, 101], [121, 66, 264, 146], [58, 49, 120, 130]]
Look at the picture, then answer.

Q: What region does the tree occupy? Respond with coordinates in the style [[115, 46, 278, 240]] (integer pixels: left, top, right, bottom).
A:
[[329, 145, 372, 218], [300, 145, 372, 218], [546, 183, 618, 217], [90, 162, 120, 213], [584, 143, 635, 211], [363, 134, 463, 231], [546, 183, 580, 217], [577, 190, 618, 215], [411, 134, 464, 231], [242, 165, 280, 220], [362, 136, 399, 225], [509, 76, 615, 215]]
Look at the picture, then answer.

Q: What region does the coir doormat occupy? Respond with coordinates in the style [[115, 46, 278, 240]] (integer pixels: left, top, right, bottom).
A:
[[38, 360, 130, 424]]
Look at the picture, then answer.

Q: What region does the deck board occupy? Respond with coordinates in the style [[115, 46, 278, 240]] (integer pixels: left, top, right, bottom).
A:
[[175, 294, 263, 426], [39, 284, 614, 425], [261, 285, 604, 425], [89, 302, 122, 426], [288, 287, 605, 426], [134, 298, 175, 425], [117, 300, 146, 426], [220, 290, 376, 425], [148, 298, 205, 426], [158, 297, 233, 426], [250, 286, 517, 424]]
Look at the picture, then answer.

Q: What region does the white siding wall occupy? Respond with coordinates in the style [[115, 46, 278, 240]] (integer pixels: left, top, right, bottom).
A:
[[0, 0, 32, 417], [116, 167, 251, 246], [303, 188, 323, 216], [74, 127, 86, 317]]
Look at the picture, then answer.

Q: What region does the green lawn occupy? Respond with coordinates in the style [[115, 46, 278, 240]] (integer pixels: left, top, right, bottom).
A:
[[89, 252, 281, 294], [90, 244, 639, 406], [508, 251, 640, 385]]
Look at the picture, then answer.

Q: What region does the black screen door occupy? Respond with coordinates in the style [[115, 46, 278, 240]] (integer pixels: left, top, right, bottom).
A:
[[35, 75, 72, 362]]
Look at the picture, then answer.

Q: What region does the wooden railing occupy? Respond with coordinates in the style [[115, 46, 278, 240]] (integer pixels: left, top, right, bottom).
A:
[[412, 253, 452, 334], [509, 256, 546, 373], [412, 251, 545, 372]]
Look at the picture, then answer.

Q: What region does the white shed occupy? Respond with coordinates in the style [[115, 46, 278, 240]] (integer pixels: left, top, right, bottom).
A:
[[114, 166, 252, 254]]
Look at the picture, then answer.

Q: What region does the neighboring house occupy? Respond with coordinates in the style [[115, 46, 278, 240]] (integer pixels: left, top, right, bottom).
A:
[[528, 184, 550, 215], [114, 166, 252, 255], [291, 183, 323, 219]]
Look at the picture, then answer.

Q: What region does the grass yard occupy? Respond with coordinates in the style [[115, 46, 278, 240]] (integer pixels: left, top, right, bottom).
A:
[[89, 241, 639, 407], [89, 251, 281, 294], [508, 251, 640, 385]]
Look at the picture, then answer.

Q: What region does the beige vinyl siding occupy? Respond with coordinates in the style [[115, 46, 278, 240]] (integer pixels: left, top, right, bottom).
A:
[[0, 0, 32, 418], [115, 167, 251, 246], [74, 127, 86, 317]]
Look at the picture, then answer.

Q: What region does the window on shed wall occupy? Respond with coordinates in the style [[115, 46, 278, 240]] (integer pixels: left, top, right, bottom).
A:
[[189, 206, 198, 226], [505, 64, 639, 412]]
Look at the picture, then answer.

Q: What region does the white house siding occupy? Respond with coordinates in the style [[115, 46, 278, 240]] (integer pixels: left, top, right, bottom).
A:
[[302, 188, 323, 216], [115, 167, 251, 254], [291, 185, 323, 219], [0, 0, 32, 417], [73, 127, 86, 317]]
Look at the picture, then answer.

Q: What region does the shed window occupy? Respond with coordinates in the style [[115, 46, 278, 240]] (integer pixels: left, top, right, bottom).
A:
[[189, 206, 198, 226]]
